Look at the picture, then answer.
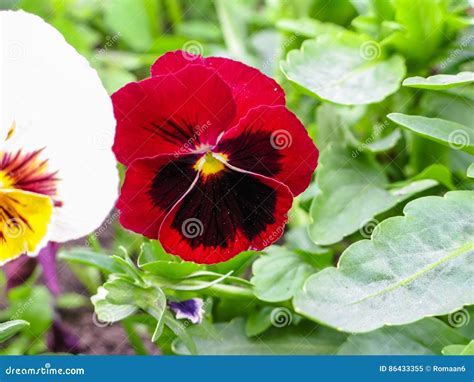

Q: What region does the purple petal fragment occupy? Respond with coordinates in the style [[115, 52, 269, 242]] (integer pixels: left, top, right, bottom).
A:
[[37, 242, 60, 296], [168, 298, 204, 324], [4, 255, 37, 290]]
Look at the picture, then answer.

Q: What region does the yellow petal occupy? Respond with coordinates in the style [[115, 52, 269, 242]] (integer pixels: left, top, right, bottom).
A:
[[0, 190, 53, 265]]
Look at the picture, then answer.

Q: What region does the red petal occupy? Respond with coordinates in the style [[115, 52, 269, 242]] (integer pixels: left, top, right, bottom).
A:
[[151, 51, 285, 121], [112, 65, 236, 165], [149, 50, 205, 75], [117, 154, 199, 239], [216, 106, 318, 196], [158, 168, 293, 264]]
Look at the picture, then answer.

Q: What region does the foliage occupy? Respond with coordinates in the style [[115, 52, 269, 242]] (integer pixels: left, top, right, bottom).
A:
[[2, 0, 473, 355]]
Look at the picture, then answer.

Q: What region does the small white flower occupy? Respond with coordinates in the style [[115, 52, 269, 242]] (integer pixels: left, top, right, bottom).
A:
[[0, 11, 118, 264]]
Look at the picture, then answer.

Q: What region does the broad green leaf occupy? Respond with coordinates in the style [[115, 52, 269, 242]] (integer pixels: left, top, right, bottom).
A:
[[443, 341, 474, 355], [285, 227, 332, 259], [251, 246, 316, 302], [296, 191, 474, 333], [309, 145, 437, 246], [403, 72, 474, 89], [173, 318, 346, 355], [411, 164, 455, 190], [338, 318, 468, 355], [0, 320, 29, 343], [58, 248, 122, 274], [281, 31, 405, 105], [8, 286, 53, 338], [388, 113, 474, 154], [245, 307, 273, 337]]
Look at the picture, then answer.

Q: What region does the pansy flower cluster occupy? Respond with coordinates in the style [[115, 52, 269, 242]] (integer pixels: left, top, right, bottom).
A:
[[113, 51, 318, 264]]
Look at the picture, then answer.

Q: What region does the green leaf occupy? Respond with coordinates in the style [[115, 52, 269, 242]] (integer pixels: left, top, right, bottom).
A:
[[388, 113, 474, 155], [410, 164, 455, 190], [91, 287, 137, 323], [338, 318, 468, 355], [365, 128, 402, 153], [442, 340, 474, 355], [207, 251, 256, 276], [295, 191, 474, 333], [251, 246, 316, 302], [58, 248, 121, 274], [139, 241, 177, 265], [308, 144, 437, 246], [0, 320, 29, 343], [172, 318, 346, 355], [403, 72, 474, 89], [442, 344, 468, 355], [8, 286, 53, 338], [315, 103, 365, 149], [245, 307, 273, 337], [281, 31, 405, 105], [467, 163, 474, 178]]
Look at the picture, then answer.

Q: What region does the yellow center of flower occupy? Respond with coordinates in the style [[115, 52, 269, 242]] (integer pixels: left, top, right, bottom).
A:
[[0, 124, 57, 264], [194, 152, 228, 176], [0, 171, 13, 189]]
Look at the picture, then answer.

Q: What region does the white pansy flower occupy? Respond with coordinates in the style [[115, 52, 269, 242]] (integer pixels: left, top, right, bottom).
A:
[[0, 11, 118, 264]]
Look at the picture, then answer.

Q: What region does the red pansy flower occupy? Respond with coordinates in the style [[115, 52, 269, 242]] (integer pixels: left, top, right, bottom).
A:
[[112, 51, 318, 264]]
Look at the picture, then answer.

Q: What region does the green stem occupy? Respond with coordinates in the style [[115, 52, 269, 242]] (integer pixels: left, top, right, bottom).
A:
[[198, 282, 255, 300], [145, 275, 255, 300]]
